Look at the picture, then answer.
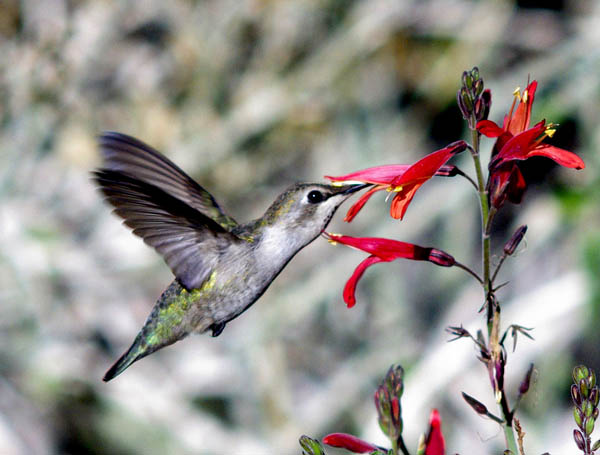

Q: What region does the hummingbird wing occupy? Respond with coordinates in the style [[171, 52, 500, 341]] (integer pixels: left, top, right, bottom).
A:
[[98, 132, 238, 231], [93, 169, 240, 290]]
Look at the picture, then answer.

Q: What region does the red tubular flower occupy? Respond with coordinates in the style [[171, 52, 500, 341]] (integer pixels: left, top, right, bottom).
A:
[[477, 80, 585, 209], [322, 433, 379, 453], [325, 141, 467, 221], [425, 409, 445, 455], [324, 233, 455, 307], [388, 141, 466, 220]]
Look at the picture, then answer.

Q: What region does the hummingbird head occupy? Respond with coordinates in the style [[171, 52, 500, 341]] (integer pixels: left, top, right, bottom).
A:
[[255, 182, 369, 256]]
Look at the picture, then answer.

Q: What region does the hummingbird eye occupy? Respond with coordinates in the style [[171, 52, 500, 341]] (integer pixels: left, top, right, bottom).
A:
[[307, 190, 325, 204]]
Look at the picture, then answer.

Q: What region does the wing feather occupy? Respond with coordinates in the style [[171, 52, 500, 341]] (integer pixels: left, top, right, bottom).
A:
[[98, 132, 237, 230], [93, 169, 238, 290]]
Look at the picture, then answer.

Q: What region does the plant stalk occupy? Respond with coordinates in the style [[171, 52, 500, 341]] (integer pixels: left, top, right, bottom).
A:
[[469, 127, 518, 455]]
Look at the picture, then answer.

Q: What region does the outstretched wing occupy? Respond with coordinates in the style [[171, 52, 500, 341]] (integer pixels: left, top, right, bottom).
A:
[[98, 132, 237, 230], [94, 169, 239, 290]]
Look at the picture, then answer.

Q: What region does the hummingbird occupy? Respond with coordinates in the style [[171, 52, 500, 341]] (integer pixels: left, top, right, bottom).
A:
[[93, 132, 367, 381]]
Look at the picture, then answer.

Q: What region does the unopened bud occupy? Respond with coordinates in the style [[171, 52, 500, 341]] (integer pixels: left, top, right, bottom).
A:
[[427, 249, 455, 267], [436, 165, 460, 177], [574, 407, 584, 428], [585, 400, 594, 418], [495, 359, 505, 391], [462, 392, 488, 416], [572, 384, 582, 407], [519, 363, 534, 395], [590, 387, 598, 406], [448, 140, 468, 155], [474, 89, 492, 122], [574, 429, 586, 450], [299, 435, 326, 455], [586, 415, 595, 435], [581, 379, 589, 398], [504, 225, 527, 255], [474, 79, 484, 96], [574, 365, 590, 383], [592, 439, 600, 451]]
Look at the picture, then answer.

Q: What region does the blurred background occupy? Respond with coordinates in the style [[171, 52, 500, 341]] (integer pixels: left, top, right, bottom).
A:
[[0, 0, 599, 453]]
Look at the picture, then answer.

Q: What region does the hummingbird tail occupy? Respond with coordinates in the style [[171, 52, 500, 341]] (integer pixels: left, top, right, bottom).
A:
[[103, 280, 197, 382], [103, 335, 150, 382]]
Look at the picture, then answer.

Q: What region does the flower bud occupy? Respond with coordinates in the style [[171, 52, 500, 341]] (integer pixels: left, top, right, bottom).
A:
[[462, 392, 488, 416], [299, 435, 326, 455], [504, 225, 527, 256], [585, 400, 594, 418], [574, 429, 586, 450], [572, 384, 582, 407], [574, 407, 584, 428], [590, 387, 598, 406], [586, 415, 595, 435], [581, 378, 589, 398], [477, 89, 492, 121], [323, 433, 379, 453], [474, 79, 484, 96], [519, 363, 534, 395], [427, 249, 455, 267], [592, 439, 600, 451], [436, 165, 460, 177], [495, 358, 505, 391], [574, 365, 590, 383], [375, 365, 405, 438]]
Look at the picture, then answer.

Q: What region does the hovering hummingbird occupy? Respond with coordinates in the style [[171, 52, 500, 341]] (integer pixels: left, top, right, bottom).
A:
[[94, 132, 367, 381]]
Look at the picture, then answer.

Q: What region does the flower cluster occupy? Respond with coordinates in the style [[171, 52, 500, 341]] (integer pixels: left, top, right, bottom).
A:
[[477, 81, 584, 210], [324, 75, 584, 308], [299, 366, 445, 455], [572, 365, 600, 455]]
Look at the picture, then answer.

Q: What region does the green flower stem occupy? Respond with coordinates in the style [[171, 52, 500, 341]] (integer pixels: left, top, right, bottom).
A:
[[469, 127, 518, 455], [469, 130, 491, 297]]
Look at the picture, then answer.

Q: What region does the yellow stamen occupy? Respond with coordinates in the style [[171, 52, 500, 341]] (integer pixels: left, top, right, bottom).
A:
[[522, 89, 528, 103], [545, 128, 556, 138], [386, 185, 403, 193], [512, 86, 521, 98]]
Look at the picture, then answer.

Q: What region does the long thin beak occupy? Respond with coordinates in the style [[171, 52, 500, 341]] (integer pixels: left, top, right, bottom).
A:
[[340, 183, 372, 195]]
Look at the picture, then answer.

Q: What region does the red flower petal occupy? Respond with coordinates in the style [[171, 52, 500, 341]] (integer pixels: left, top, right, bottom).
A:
[[388, 141, 467, 220], [323, 433, 379, 453], [425, 409, 445, 455], [325, 233, 418, 261], [488, 163, 527, 209], [343, 255, 384, 308], [344, 185, 386, 222], [390, 182, 420, 220], [493, 122, 585, 170], [527, 145, 585, 170], [476, 120, 505, 138], [325, 233, 455, 307], [506, 80, 537, 135], [492, 122, 546, 166], [326, 165, 411, 185]]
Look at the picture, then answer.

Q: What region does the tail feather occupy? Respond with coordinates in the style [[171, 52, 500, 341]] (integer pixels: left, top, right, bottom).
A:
[[103, 336, 150, 382]]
